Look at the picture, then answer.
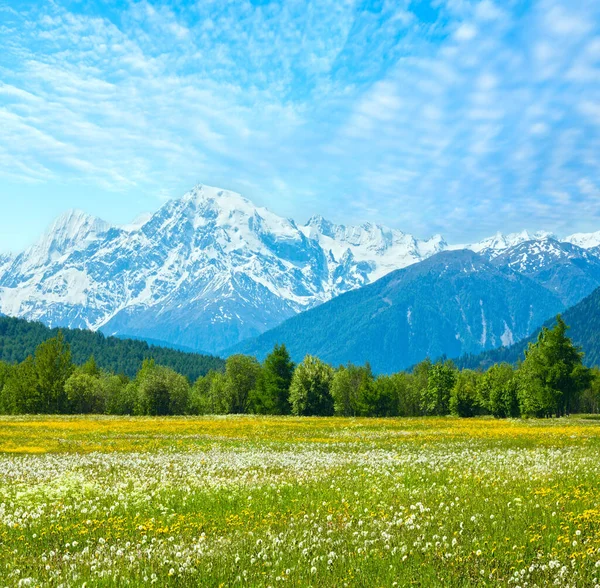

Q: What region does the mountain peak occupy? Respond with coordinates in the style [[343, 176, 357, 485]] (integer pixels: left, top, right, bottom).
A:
[[182, 184, 254, 209], [565, 231, 600, 250], [49, 208, 109, 233], [35, 209, 110, 260], [469, 229, 555, 258]]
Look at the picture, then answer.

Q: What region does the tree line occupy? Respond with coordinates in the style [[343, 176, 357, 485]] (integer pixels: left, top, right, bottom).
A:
[[0, 316, 224, 381], [0, 316, 599, 418]]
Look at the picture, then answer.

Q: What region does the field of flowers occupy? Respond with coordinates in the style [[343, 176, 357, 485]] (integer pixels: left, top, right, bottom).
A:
[[1, 416, 600, 587]]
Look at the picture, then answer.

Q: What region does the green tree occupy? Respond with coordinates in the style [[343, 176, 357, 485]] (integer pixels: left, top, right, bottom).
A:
[[581, 368, 600, 414], [331, 364, 364, 416], [517, 316, 591, 417], [65, 372, 105, 414], [374, 372, 422, 417], [1, 357, 39, 414], [250, 344, 294, 415], [103, 374, 132, 415], [411, 358, 432, 416], [396, 372, 422, 417], [421, 360, 456, 415], [34, 332, 73, 413], [450, 370, 481, 417], [371, 375, 399, 417], [189, 371, 229, 415], [289, 355, 334, 416], [223, 355, 261, 414], [0, 361, 12, 413], [135, 361, 191, 416], [478, 363, 519, 418], [80, 355, 101, 378], [354, 364, 379, 416]]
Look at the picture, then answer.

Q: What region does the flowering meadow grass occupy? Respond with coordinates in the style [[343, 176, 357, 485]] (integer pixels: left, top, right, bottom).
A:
[[1, 416, 600, 587]]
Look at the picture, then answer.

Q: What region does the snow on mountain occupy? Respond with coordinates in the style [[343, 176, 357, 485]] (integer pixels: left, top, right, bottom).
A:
[[120, 212, 153, 232], [4, 185, 442, 352], [490, 238, 600, 307], [4, 210, 111, 280], [465, 230, 555, 258], [0, 253, 13, 281], [1, 182, 599, 355], [564, 231, 600, 250], [301, 216, 446, 286]]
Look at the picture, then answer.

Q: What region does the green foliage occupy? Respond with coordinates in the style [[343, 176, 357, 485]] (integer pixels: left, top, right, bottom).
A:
[[581, 368, 600, 413], [449, 370, 481, 417], [331, 364, 366, 416], [357, 364, 396, 417], [0, 315, 224, 380], [189, 371, 229, 415], [1, 357, 39, 414], [249, 344, 294, 415], [133, 360, 191, 416], [389, 372, 421, 417], [518, 316, 591, 417], [223, 355, 261, 414], [103, 375, 132, 415], [80, 355, 101, 378], [65, 372, 106, 414], [0, 317, 598, 418], [34, 332, 74, 414], [421, 360, 456, 416], [289, 355, 334, 416], [478, 363, 520, 418]]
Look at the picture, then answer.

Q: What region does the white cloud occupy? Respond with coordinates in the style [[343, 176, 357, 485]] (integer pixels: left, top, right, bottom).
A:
[[453, 23, 478, 42], [474, 1, 506, 22], [1, 0, 600, 249]]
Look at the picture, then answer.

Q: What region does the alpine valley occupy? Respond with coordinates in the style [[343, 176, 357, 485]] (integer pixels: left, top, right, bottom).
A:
[[2, 184, 600, 369]]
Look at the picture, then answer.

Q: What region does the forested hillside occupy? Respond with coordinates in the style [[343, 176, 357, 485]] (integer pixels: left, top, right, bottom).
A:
[[230, 250, 564, 372], [0, 316, 224, 380], [456, 284, 600, 369]]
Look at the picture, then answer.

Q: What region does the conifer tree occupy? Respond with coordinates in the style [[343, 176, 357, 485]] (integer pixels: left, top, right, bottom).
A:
[[250, 344, 294, 414]]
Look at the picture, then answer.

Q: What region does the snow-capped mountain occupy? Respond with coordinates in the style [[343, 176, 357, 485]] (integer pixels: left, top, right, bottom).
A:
[[0, 185, 448, 353], [1, 210, 110, 288], [1, 182, 600, 355], [464, 230, 555, 259], [0, 253, 13, 283], [231, 250, 565, 372], [301, 215, 446, 290], [491, 238, 600, 306], [564, 231, 600, 250]]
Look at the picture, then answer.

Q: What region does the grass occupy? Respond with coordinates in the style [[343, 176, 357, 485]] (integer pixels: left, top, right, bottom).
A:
[[0, 415, 599, 587]]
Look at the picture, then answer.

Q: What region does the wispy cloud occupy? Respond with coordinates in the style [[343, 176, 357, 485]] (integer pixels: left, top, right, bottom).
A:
[[0, 0, 600, 250]]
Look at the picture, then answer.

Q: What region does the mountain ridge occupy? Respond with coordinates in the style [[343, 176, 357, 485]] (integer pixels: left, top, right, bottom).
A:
[[2, 183, 600, 357], [228, 249, 565, 373]]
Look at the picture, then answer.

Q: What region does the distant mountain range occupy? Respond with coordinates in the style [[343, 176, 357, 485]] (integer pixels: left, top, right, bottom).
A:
[[230, 250, 565, 373], [2, 184, 600, 365]]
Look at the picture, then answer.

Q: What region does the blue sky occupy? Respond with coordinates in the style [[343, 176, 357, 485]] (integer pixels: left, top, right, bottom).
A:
[[1, 0, 600, 252]]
